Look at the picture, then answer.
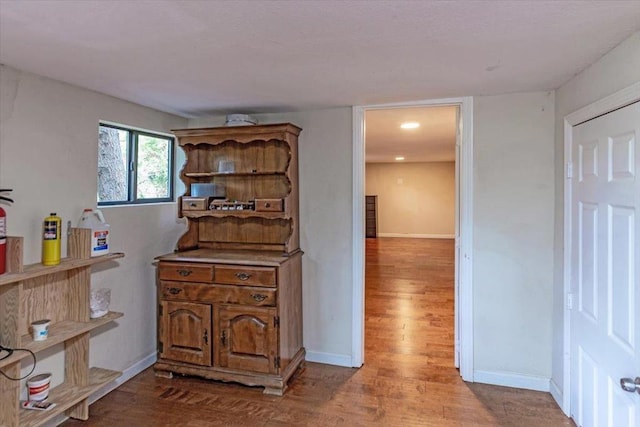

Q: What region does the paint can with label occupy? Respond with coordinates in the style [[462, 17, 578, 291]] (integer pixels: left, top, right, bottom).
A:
[[27, 373, 52, 401]]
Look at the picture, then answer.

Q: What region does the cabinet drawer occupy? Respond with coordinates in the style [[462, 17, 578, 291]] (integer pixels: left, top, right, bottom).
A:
[[160, 281, 276, 306], [255, 198, 283, 212], [215, 265, 276, 287], [159, 262, 215, 283], [182, 197, 210, 211]]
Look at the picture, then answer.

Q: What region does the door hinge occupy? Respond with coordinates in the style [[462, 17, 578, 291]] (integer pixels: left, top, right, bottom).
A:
[[159, 342, 163, 353], [274, 316, 280, 328], [274, 356, 280, 370], [159, 304, 163, 316], [566, 161, 573, 179], [567, 293, 574, 310]]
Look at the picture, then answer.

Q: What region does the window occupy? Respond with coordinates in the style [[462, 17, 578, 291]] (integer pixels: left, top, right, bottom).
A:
[[98, 123, 174, 205]]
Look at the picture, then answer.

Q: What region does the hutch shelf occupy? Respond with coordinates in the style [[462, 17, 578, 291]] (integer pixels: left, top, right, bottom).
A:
[[0, 228, 124, 427], [155, 123, 304, 395]]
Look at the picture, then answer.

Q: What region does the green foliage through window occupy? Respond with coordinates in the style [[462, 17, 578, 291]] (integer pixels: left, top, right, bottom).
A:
[[98, 123, 174, 205]]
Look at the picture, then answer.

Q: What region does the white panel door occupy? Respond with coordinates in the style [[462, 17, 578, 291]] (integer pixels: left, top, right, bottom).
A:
[[570, 101, 640, 427]]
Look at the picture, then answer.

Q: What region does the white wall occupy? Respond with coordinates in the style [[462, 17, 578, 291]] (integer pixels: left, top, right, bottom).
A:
[[552, 32, 640, 401], [473, 91, 555, 385], [190, 109, 355, 364], [193, 94, 559, 378], [365, 161, 455, 237], [0, 65, 188, 391]]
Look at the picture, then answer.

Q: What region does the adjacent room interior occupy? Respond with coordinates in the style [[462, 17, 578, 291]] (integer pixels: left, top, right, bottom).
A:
[[364, 104, 457, 363]]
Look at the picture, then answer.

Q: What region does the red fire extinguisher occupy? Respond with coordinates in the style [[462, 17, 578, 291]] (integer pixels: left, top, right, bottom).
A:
[[0, 189, 14, 275]]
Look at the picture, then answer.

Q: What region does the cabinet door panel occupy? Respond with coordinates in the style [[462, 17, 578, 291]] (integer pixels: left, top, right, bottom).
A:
[[160, 301, 212, 366], [218, 305, 277, 374]]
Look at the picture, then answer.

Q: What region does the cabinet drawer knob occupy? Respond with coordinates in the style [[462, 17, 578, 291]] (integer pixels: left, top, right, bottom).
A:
[[251, 293, 267, 302], [168, 287, 183, 295], [235, 272, 252, 281], [177, 269, 192, 277]]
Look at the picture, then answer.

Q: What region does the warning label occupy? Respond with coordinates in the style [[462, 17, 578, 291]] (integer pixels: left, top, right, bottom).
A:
[[93, 230, 109, 251]]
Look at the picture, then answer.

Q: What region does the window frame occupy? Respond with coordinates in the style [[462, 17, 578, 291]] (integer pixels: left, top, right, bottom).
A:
[[98, 122, 175, 206]]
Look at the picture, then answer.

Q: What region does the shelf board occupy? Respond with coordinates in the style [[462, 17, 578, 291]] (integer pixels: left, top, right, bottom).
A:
[[184, 171, 286, 177], [0, 312, 123, 370], [20, 367, 121, 427], [182, 210, 289, 220], [0, 253, 125, 288]]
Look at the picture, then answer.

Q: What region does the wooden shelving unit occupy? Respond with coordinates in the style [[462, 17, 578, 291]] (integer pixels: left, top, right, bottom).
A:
[[0, 228, 125, 426]]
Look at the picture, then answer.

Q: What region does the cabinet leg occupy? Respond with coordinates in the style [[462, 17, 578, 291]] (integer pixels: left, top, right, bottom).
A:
[[154, 369, 174, 379], [293, 361, 306, 377], [263, 385, 285, 396]]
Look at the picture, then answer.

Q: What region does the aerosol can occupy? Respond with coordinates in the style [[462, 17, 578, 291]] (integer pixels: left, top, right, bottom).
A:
[[42, 213, 62, 266]]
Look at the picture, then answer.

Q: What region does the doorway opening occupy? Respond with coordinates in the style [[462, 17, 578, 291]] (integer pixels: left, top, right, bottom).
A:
[[364, 106, 457, 370], [352, 97, 474, 381]]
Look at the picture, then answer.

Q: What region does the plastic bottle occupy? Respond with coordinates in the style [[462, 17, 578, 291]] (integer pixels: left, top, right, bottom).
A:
[[78, 209, 110, 257], [42, 213, 62, 266]]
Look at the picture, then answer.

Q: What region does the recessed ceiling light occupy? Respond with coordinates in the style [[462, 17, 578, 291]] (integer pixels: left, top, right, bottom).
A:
[[395, 156, 405, 161], [400, 122, 420, 129]]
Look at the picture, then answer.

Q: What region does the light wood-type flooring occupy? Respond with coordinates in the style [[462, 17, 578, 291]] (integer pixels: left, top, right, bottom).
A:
[[64, 237, 573, 426]]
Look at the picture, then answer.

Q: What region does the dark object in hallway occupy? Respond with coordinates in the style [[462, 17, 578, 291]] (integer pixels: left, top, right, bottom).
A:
[[365, 195, 378, 238]]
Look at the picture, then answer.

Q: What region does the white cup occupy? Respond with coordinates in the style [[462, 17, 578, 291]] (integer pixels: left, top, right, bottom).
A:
[[31, 319, 50, 341]]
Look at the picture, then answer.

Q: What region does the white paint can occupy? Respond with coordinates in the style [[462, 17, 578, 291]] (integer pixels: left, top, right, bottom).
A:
[[27, 373, 52, 401]]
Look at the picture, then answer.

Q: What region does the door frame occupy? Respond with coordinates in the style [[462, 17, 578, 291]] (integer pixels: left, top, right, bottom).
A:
[[352, 96, 474, 381], [562, 81, 640, 415]]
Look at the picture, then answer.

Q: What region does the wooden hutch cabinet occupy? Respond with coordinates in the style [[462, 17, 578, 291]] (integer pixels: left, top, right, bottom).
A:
[[154, 123, 304, 395]]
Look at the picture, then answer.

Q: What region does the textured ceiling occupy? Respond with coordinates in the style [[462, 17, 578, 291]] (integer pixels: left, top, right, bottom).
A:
[[1, 1, 639, 161], [1, 0, 639, 119], [366, 106, 457, 163]]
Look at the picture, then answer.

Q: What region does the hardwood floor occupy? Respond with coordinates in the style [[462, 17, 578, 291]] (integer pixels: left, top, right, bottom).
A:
[[63, 237, 573, 426]]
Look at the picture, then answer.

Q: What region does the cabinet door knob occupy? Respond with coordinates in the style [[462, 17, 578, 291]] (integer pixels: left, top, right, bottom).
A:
[[235, 272, 252, 281], [177, 269, 192, 277], [251, 293, 267, 302], [168, 287, 183, 295], [221, 330, 227, 346], [203, 329, 208, 345]]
